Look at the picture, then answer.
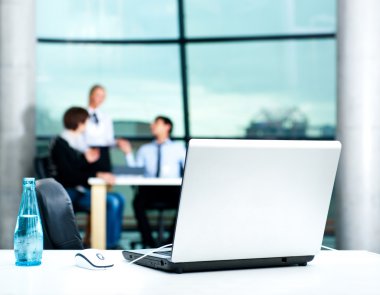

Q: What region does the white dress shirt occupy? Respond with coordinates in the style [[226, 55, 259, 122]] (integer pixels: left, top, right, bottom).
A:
[[126, 139, 186, 178], [60, 130, 88, 153], [84, 107, 115, 147]]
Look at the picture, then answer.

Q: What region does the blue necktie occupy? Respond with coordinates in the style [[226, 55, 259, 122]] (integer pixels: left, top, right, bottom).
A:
[[156, 144, 162, 177], [91, 113, 99, 124]]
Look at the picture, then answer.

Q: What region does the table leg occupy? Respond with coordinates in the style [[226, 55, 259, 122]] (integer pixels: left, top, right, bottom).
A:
[[91, 184, 107, 249]]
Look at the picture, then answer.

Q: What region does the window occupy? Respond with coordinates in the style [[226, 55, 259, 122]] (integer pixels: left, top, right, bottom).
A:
[[188, 40, 336, 137], [37, 0, 178, 39], [36, 0, 336, 140], [185, 0, 335, 36], [37, 44, 184, 137]]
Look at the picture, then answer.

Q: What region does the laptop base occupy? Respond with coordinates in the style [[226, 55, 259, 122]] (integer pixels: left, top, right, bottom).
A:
[[122, 250, 314, 274]]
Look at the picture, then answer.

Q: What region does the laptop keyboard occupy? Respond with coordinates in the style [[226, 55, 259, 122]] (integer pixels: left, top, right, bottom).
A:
[[154, 250, 172, 256]]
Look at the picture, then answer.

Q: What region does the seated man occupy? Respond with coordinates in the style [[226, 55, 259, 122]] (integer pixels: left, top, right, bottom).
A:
[[50, 107, 125, 249], [119, 116, 186, 247]]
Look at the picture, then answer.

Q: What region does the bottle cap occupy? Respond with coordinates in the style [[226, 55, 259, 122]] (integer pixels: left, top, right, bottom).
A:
[[23, 177, 36, 186]]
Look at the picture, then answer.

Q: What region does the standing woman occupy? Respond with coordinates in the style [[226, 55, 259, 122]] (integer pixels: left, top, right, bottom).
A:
[[84, 84, 115, 147], [83, 84, 129, 171]]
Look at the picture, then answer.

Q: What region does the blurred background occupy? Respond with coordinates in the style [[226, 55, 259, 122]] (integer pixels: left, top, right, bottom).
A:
[[2, 0, 378, 252], [34, 0, 337, 248]]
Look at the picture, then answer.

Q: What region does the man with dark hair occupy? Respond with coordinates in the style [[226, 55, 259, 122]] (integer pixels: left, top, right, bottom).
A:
[[155, 115, 173, 134], [119, 115, 186, 247], [50, 106, 125, 249], [120, 115, 185, 177]]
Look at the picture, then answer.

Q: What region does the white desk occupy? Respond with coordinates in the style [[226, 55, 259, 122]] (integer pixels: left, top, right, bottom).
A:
[[1, 250, 380, 295], [88, 177, 182, 249]]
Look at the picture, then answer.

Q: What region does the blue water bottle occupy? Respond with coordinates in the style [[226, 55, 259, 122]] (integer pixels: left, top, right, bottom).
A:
[[14, 178, 43, 266]]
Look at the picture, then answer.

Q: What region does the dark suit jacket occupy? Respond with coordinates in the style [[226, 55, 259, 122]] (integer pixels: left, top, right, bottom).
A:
[[50, 136, 96, 188]]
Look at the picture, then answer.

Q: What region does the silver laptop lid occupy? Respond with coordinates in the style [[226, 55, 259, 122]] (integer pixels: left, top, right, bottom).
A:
[[172, 139, 341, 263]]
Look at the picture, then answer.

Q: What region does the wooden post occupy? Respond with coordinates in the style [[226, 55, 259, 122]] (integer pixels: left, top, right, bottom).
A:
[[91, 184, 107, 249]]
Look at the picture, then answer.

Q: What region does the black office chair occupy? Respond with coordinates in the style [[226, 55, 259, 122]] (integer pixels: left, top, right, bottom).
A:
[[153, 201, 174, 246], [36, 178, 84, 250], [131, 201, 171, 249], [35, 155, 91, 246], [34, 156, 52, 179], [133, 186, 180, 248]]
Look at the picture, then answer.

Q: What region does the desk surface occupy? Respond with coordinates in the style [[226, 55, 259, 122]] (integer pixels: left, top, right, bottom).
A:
[[88, 176, 182, 186], [1, 250, 380, 295]]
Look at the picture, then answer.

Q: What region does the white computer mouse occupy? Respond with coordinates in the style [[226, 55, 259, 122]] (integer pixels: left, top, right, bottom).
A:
[[75, 249, 114, 270]]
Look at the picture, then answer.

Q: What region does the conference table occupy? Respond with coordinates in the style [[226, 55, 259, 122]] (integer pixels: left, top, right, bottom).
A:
[[1, 250, 380, 294], [88, 176, 182, 249]]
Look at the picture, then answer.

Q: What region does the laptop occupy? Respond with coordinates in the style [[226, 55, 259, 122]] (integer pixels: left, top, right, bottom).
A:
[[123, 139, 341, 273]]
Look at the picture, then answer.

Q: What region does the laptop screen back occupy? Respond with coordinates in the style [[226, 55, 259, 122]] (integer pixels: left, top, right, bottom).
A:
[[172, 139, 341, 263]]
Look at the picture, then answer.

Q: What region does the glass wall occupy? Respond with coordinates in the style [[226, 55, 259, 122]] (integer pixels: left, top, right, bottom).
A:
[[37, 44, 183, 137], [185, 0, 335, 36], [188, 40, 335, 137], [36, 0, 337, 238], [37, 0, 178, 39], [36, 0, 336, 140]]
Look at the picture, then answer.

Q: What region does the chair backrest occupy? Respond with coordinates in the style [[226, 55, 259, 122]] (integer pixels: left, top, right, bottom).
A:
[[34, 156, 52, 179], [36, 178, 84, 250]]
